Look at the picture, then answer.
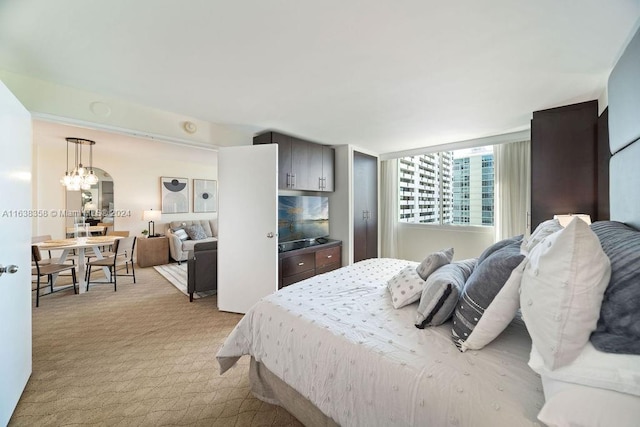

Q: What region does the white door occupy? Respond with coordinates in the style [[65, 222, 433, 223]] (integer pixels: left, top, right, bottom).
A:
[[0, 81, 32, 424], [218, 144, 278, 313]]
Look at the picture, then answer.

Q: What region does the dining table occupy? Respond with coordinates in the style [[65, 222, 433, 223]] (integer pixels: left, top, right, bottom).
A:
[[36, 235, 122, 293]]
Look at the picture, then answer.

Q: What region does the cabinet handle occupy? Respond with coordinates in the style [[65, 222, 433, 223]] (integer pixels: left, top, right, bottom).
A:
[[298, 262, 305, 266], [291, 174, 296, 188], [318, 177, 323, 190], [363, 210, 368, 220], [286, 173, 291, 188]]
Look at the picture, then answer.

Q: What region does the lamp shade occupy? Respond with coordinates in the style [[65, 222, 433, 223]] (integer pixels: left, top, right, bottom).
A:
[[143, 210, 162, 222], [553, 214, 592, 227]]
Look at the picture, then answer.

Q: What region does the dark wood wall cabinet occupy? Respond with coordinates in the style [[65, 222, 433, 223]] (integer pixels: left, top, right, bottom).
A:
[[530, 100, 600, 229], [279, 240, 342, 288], [353, 151, 378, 262], [254, 131, 335, 192]]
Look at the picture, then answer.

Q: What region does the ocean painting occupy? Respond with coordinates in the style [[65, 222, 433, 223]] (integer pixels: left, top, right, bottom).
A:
[[278, 196, 329, 243]]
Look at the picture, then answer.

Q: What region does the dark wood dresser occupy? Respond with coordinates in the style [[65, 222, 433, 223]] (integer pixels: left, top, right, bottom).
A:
[[279, 240, 342, 288]]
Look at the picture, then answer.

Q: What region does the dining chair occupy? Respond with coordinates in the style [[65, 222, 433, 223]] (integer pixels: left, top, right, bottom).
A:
[[85, 236, 136, 291], [31, 235, 76, 269], [86, 230, 131, 262], [91, 225, 108, 236], [31, 245, 78, 307], [31, 235, 55, 265], [97, 222, 113, 234]]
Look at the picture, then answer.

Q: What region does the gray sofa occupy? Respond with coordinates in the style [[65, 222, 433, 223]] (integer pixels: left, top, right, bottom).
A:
[[187, 240, 217, 302], [165, 219, 217, 263]]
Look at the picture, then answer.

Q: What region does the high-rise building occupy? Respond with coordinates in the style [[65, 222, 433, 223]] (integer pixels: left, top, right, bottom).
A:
[[398, 152, 454, 223], [452, 147, 494, 226], [399, 147, 494, 226]]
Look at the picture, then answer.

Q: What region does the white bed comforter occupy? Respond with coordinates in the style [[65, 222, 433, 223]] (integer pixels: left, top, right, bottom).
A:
[[217, 258, 544, 427]]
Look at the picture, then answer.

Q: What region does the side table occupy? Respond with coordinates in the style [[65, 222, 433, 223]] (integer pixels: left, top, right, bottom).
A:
[[137, 236, 169, 267]]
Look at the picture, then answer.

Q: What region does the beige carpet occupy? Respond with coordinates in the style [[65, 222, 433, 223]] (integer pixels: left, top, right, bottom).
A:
[[153, 263, 216, 299], [11, 266, 302, 426]]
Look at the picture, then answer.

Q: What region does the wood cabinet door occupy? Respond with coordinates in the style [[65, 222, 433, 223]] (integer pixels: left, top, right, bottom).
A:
[[293, 143, 334, 192], [307, 142, 324, 191], [353, 151, 378, 262], [272, 132, 293, 189], [322, 146, 335, 191], [290, 137, 311, 190]]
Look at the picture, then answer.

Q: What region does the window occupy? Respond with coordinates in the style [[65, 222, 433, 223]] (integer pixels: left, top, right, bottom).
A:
[[398, 146, 494, 226]]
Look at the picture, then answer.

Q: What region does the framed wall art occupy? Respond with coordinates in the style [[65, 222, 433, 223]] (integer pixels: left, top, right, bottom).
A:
[[161, 177, 189, 213], [193, 179, 217, 213]]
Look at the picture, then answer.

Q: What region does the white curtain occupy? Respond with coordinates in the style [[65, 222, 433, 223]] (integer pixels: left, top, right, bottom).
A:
[[380, 159, 398, 258], [495, 140, 531, 241]]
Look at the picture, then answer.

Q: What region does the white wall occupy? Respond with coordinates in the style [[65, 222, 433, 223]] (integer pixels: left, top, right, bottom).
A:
[[32, 120, 225, 239], [397, 223, 495, 262], [329, 145, 352, 266], [1, 70, 251, 149]]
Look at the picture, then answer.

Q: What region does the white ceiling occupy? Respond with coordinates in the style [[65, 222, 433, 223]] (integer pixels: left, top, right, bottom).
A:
[[1, 1, 639, 154]]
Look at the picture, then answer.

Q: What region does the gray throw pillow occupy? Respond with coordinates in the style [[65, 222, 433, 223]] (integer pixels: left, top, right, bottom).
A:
[[452, 237, 524, 350], [173, 228, 189, 241], [185, 224, 207, 240], [415, 258, 477, 328], [416, 247, 454, 280], [477, 234, 522, 265], [590, 221, 640, 355]]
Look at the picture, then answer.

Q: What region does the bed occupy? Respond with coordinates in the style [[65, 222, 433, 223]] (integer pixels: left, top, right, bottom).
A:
[[217, 28, 640, 427], [218, 258, 546, 426]]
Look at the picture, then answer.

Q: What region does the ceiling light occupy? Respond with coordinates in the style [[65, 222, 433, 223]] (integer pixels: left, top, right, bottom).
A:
[[60, 137, 99, 191]]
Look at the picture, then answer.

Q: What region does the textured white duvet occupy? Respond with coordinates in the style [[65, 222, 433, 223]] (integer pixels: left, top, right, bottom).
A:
[[217, 258, 544, 427]]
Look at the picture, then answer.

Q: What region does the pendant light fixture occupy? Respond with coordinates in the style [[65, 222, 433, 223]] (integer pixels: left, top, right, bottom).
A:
[[60, 137, 99, 191]]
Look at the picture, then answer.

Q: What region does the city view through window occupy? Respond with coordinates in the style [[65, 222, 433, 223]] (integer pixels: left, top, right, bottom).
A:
[[398, 146, 494, 226]]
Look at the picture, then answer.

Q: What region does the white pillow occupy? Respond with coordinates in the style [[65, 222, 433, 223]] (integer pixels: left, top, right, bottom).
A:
[[529, 343, 640, 396], [172, 228, 189, 241], [387, 265, 425, 309], [520, 217, 611, 369], [521, 218, 562, 255], [538, 375, 640, 427], [458, 258, 526, 351], [415, 247, 453, 280]]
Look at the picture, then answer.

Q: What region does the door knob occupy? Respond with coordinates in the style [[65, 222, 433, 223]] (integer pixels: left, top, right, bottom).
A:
[[0, 264, 19, 277], [267, 232, 275, 238]]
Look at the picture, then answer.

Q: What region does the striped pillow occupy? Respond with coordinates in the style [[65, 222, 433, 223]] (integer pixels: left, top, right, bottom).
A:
[[452, 237, 524, 350], [590, 221, 640, 355]]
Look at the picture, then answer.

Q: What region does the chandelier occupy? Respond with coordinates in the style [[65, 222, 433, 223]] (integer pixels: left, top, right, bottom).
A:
[[60, 137, 99, 191]]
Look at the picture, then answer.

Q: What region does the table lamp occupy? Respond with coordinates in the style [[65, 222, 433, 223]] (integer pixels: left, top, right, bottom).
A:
[[143, 209, 162, 237], [553, 214, 591, 227]]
